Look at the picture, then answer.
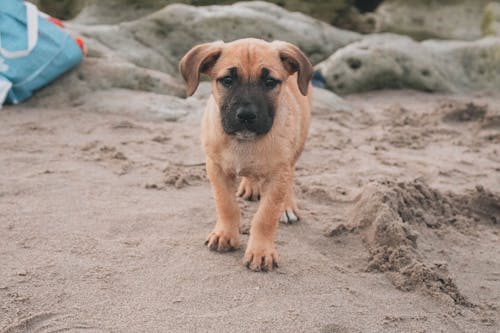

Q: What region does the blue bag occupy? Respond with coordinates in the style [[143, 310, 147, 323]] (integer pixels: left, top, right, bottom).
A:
[[0, 0, 83, 105]]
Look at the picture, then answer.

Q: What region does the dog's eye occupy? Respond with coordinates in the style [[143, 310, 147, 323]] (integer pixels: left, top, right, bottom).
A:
[[219, 76, 233, 88], [264, 78, 280, 89]]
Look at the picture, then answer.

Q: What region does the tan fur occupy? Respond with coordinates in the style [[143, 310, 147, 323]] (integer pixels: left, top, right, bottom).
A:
[[179, 38, 312, 271]]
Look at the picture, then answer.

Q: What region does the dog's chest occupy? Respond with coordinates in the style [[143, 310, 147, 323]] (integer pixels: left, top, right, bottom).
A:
[[220, 141, 266, 178]]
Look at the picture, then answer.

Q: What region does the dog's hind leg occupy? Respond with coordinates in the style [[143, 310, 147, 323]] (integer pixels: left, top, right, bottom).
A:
[[279, 170, 299, 224], [279, 197, 299, 224], [237, 177, 261, 201]]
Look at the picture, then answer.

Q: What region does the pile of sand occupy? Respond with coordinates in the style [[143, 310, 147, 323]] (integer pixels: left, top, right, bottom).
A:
[[329, 179, 498, 306]]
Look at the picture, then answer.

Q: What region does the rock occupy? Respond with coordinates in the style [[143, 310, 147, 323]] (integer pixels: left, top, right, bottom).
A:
[[36, 0, 364, 33], [312, 87, 357, 115], [27, 58, 185, 108], [78, 89, 198, 121], [30, 1, 360, 109], [315, 34, 500, 95], [315, 34, 453, 94], [190, 82, 212, 102], [73, 0, 173, 24], [31, 0, 87, 20], [28, 2, 361, 115], [69, 1, 361, 77], [482, 2, 500, 36], [423, 37, 500, 91], [373, 0, 492, 41]]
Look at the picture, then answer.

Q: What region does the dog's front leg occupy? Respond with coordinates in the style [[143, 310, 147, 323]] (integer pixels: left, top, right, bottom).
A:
[[244, 167, 292, 271], [205, 158, 240, 252]]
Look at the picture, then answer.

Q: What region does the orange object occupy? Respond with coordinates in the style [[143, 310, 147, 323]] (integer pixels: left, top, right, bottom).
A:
[[74, 37, 86, 55], [48, 17, 64, 28], [46, 16, 85, 55]]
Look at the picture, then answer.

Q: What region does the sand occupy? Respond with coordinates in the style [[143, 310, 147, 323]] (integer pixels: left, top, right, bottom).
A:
[[0, 88, 499, 332]]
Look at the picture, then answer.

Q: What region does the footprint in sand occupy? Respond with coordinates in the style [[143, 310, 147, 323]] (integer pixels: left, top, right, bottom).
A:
[[80, 141, 132, 175]]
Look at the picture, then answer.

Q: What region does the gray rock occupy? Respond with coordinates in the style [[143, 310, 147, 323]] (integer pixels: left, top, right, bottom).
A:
[[70, 1, 361, 77], [190, 82, 213, 103], [31, 1, 347, 115], [46, 1, 360, 111], [312, 87, 356, 115], [28, 58, 185, 108], [482, 2, 500, 36], [73, 0, 172, 24], [373, 0, 493, 41], [422, 37, 500, 91], [79, 89, 198, 121], [37, 0, 362, 33], [315, 34, 500, 95], [31, 0, 87, 20]]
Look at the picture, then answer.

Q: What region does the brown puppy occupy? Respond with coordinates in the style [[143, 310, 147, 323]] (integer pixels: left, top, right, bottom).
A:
[[179, 38, 312, 271]]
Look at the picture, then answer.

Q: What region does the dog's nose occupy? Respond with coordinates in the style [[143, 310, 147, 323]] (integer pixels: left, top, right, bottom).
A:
[[236, 107, 257, 123]]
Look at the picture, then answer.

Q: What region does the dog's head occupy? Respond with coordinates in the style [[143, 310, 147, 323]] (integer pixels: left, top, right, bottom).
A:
[[179, 39, 312, 139]]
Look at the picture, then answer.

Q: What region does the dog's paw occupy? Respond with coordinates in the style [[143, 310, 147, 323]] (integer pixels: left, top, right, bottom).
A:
[[243, 240, 279, 272], [237, 177, 261, 201], [205, 229, 239, 252], [279, 208, 299, 224]]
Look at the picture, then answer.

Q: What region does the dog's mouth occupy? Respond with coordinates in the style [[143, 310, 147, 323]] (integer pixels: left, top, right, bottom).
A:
[[233, 130, 258, 141]]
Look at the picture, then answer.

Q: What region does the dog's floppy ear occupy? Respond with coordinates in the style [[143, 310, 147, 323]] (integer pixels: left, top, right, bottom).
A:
[[273, 41, 313, 96], [179, 41, 224, 96]]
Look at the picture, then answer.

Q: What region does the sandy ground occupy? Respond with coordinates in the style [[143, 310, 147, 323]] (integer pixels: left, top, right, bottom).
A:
[[0, 88, 499, 332]]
